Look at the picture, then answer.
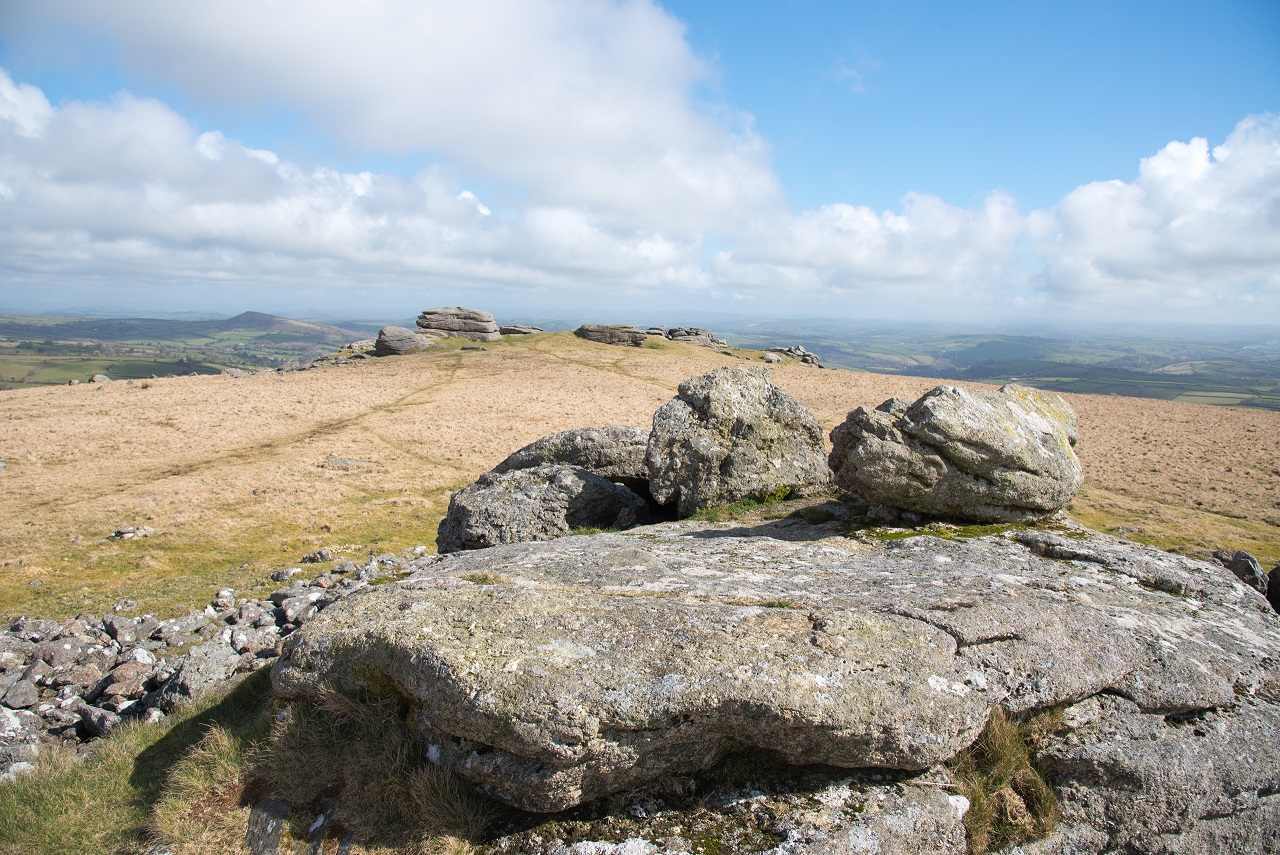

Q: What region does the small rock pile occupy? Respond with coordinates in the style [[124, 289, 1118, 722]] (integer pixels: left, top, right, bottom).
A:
[[666, 327, 727, 349], [0, 552, 418, 781]]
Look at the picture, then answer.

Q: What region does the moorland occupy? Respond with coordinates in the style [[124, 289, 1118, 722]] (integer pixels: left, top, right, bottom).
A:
[[1, 329, 1276, 624]]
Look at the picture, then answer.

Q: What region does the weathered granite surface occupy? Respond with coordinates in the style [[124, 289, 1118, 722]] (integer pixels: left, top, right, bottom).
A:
[[646, 367, 829, 517], [492, 426, 651, 495], [830, 385, 1083, 522], [273, 515, 1280, 851], [436, 465, 650, 554]]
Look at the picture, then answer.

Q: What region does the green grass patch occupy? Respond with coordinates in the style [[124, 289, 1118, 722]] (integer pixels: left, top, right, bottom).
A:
[[949, 706, 1062, 855], [0, 670, 273, 855], [260, 687, 495, 851], [690, 486, 793, 523], [0, 491, 452, 622]]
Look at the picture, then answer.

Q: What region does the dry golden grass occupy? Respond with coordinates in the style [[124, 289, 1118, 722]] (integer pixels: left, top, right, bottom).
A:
[[2, 331, 1277, 620]]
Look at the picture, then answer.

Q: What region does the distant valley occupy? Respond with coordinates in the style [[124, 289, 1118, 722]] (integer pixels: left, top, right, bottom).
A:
[[719, 319, 1280, 412], [0, 311, 369, 389]]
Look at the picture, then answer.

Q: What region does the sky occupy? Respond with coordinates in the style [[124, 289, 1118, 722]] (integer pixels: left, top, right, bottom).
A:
[[0, 0, 1277, 325]]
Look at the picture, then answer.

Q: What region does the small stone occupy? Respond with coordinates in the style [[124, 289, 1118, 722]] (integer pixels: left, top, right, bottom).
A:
[[2, 680, 39, 709]]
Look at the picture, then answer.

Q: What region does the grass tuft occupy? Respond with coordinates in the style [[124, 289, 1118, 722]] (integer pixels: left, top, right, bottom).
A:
[[259, 686, 497, 850], [949, 706, 1062, 855], [459, 571, 511, 586], [0, 670, 273, 855], [690, 486, 793, 523]]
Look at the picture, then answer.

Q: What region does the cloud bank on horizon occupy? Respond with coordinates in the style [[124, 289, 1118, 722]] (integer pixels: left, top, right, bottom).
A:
[[0, 0, 1277, 323]]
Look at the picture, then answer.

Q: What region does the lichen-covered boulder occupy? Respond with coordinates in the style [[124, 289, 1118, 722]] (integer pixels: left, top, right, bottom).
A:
[[435, 464, 649, 553], [829, 384, 1083, 522], [492, 426, 651, 494], [646, 367, 829, 517], [574, 324, 648, 347], [416, 307, 500, 342], [272, 519, 1280, 838], [374, 325, 439, 356]]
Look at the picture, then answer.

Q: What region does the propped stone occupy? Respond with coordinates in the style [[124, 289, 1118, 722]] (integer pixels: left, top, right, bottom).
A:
[[646, 366, 829, 517], [492, 426, 651, 494], [829, 384, 1083, 522], [435, 464, 650, 554]]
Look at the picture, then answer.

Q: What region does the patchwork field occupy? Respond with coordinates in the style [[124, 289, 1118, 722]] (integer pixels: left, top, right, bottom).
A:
[[1, 331, 1276, 622], [0, 312, 363, 390]]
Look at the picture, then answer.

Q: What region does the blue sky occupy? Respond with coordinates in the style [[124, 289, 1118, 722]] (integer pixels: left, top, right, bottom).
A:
[[0, 0, 1277, 324]]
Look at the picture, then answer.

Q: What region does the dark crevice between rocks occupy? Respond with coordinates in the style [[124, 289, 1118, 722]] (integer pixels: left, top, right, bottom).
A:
[[482, 750, 920, 853]]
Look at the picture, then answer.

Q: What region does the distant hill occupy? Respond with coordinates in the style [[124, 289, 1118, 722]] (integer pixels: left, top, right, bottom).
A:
[[0, 311, 365, 388]]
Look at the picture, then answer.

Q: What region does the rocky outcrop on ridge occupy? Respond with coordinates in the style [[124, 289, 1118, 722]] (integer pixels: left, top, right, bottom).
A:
[[500, 324, 544, 335], [829, 384, 1084, 522], [766, 345, 821, 366], [666, 327, 726, 348], [435, 465, 650, 554], [646, 366, 829, 517], [575, 324, 649, 347], [417, 307, 501, 341], [492, 426, 652, 494], [272, 517, 1280, 851], [374, 325, 438, 356]]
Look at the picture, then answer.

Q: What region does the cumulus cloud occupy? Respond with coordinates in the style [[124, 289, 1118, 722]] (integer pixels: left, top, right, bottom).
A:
[[0, 68, 709, 308], [0, 48, 1276, 322], [710, 191, 1033, 315], [6, 0, 782, 233], [1039, 114, 1280, 314]]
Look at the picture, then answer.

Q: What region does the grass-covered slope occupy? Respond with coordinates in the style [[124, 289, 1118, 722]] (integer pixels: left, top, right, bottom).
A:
[[0, 330, 1275, 622]]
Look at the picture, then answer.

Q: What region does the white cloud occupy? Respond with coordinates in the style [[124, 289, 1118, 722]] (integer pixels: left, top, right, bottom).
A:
[[0, 68, 711, 308], [7, 0, 782, 233], [710, 191, 1033, 316], [1039, 114, 1280, 314], [0, 71, 52, 137], [0, 45, 1276, 323]]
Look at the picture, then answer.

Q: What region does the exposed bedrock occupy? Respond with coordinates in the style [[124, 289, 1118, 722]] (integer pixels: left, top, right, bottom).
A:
[[416, 306, 501, 341], [373, 325, 438, 356], [829, 384, 1084, 522], [574, 324, 649, 347], [272, 521, 1280, 845], [646, 366, 829, 517]]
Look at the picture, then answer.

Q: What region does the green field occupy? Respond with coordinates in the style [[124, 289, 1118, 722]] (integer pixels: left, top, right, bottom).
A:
[[721, 319, 1280, 412], [0, 311, 361, 390]]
